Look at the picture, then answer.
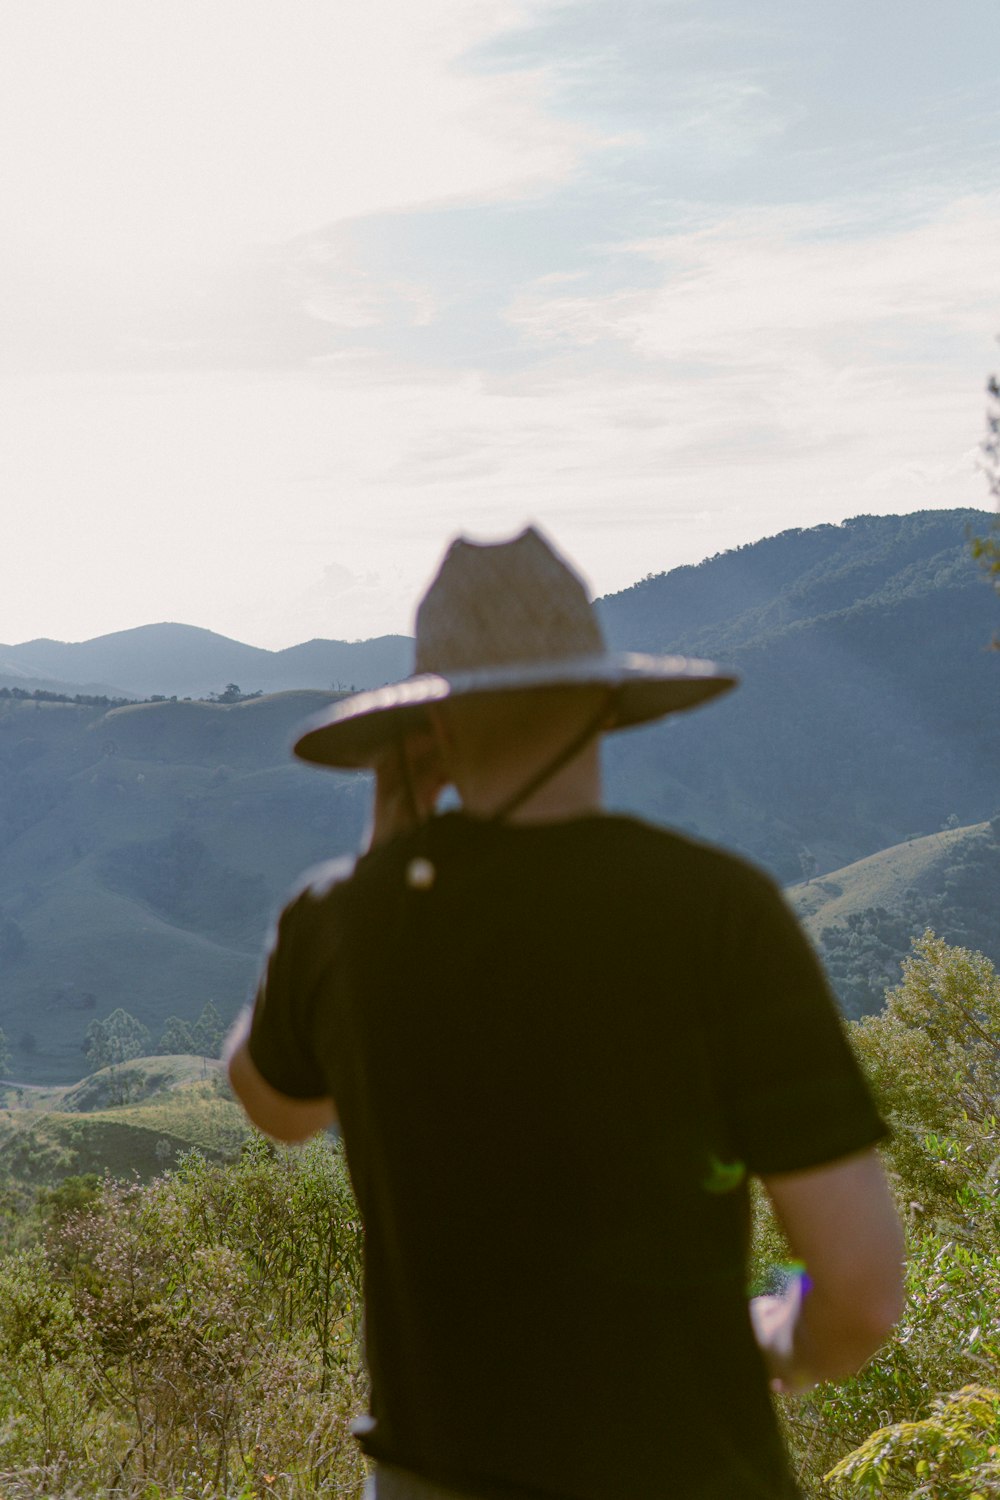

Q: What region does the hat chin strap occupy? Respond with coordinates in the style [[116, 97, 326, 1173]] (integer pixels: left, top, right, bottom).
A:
[[398, 691, 616, 890], [487, 691, 616, 824]]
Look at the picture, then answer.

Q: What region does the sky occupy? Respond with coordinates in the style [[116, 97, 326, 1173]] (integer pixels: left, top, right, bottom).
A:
[[2, 0, 998, 648]]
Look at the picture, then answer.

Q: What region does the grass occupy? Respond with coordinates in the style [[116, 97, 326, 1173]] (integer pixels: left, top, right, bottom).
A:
[[0, 1063, 251, 1189], [786, 820, 989, 938]]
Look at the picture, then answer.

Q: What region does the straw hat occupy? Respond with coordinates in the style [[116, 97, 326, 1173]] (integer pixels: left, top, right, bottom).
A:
[[293, 526, 738, 769]]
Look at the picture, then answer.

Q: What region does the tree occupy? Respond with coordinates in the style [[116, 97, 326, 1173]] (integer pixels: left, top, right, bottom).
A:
[[778, 936, 1000, 1491], [192, 1000, 224, 1059], [82, 1009, 150, 1073], [0, 1028, 10, 1081], [972, 362, 1000, 622], [210, 684, 263, 704], [156, 1015, 195, 1055], [851, 930, 1000, 1218]]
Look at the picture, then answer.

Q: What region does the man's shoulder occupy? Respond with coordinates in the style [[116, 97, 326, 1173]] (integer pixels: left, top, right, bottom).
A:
[[277, 855, 358, 929], [296, 854, 358, 900]]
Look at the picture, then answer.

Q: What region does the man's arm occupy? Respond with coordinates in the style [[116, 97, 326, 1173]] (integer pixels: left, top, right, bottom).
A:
[[224, 1010, 336, 1145], [752, 1148, 905, 1393]]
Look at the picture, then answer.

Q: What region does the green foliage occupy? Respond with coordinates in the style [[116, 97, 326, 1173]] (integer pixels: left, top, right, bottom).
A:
[[786, 1233, 1000, 1492], [819, 905, 919, 1018], [156, 1014, 196, 1055], [37, 1172, 102, 1229], [0, 1137, 366, 1498], [83, 1008, 151, 1073], [211, 683, 264, 703], [0, 1077, 250, 1212], [851, 931, 1000, 1222], [826, 1384, 1000, 1497], [155, 1003, 225, 1059], [192, 999, 225, 1059], [779, 934, 1000, 1495], [82, 1009, 153, 1104]]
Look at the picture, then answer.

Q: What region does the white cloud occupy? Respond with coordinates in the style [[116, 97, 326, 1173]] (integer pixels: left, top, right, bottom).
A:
[[2, 2, 996, 647], [0, 0, 598, 374], [1, 1, 587, 261], [506, 195, 1000, 365]]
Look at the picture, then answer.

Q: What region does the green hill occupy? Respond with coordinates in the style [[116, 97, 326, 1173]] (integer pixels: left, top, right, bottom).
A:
[[1, 510, 996, 1080], [787, 816, 1000, 1016], [0, 692, 370, 1082], [601, 509, 999, 877], [0, 1060, 250, 1191]]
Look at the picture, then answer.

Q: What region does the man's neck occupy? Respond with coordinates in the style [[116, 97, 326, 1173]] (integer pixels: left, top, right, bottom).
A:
[[456, 745, 604, 825]]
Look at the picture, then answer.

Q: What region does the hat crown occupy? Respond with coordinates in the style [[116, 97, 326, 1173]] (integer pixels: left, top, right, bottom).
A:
[[414, 526, 605, 676]]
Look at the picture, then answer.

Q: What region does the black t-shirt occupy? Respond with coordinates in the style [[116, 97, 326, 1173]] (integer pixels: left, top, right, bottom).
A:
[[249, 813, 887, 1500]]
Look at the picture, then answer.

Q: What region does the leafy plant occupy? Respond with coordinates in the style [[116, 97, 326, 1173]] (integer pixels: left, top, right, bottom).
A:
[[779, 935, 1000, 1495], [826, 1384, 1000, 1498], [0, 1136, 367, 1498]]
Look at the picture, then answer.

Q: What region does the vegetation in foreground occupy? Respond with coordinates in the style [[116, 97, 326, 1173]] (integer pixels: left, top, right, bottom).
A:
[[3, 932, 1000, 1496], [779, 932, 1000, 1496], [0, 1136, 365, 1499]]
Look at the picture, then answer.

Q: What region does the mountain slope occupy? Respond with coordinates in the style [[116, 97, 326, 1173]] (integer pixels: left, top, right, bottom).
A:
[[597, 508, 988, 653], [0, 692, 369, 1082], [0, 509, 996, 1080], [601, 510, 999, 877], [786, 817, 1000, 1017]]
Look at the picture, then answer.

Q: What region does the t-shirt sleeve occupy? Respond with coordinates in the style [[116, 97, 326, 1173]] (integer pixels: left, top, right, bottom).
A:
[[709, 862, 888, 1177], [247, 860, 353, 1100]]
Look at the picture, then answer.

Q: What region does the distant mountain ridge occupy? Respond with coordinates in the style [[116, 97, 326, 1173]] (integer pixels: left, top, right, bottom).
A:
[[3, 509, 990, 702], [1, 507, 996, 1083], [597, 507, 987, 653], [600, 508, 998, 877], [0, 625, 413, 701]]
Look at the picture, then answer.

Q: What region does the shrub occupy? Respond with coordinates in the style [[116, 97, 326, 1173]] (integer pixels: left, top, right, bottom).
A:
[[0, 1137, 367, 1498]]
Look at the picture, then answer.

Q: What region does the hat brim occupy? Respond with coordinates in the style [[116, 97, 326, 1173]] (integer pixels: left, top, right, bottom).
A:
[[292, 652, 738, 769]]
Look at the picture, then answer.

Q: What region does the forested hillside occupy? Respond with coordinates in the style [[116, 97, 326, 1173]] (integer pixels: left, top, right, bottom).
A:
[[1, 509, 995, 1082], [0, 692, 369, 1082], [600, 509, 998, 877], [788, 816, 1000, 1016]]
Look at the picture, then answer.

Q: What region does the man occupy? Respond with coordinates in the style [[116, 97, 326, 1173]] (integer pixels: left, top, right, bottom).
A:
[[228, 526, 903, 1500]]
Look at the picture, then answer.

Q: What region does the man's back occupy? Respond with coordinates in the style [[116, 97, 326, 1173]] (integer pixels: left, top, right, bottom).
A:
[[248, 812, 885, 1500], [229, 525, 902, 1500]]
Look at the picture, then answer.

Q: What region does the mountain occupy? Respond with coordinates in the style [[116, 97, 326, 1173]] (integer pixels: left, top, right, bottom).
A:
[[0, 624, 413, 701], [787, 816, 1000, 1018], [596, 507, 990, 651], [600, 509, 999, 877], [0, 507, 996, 1082], [0, 691, 369, 1083]]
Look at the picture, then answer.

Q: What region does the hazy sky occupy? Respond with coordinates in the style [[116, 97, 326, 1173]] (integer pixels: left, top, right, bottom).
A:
[[2, 0, 998, 647]]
